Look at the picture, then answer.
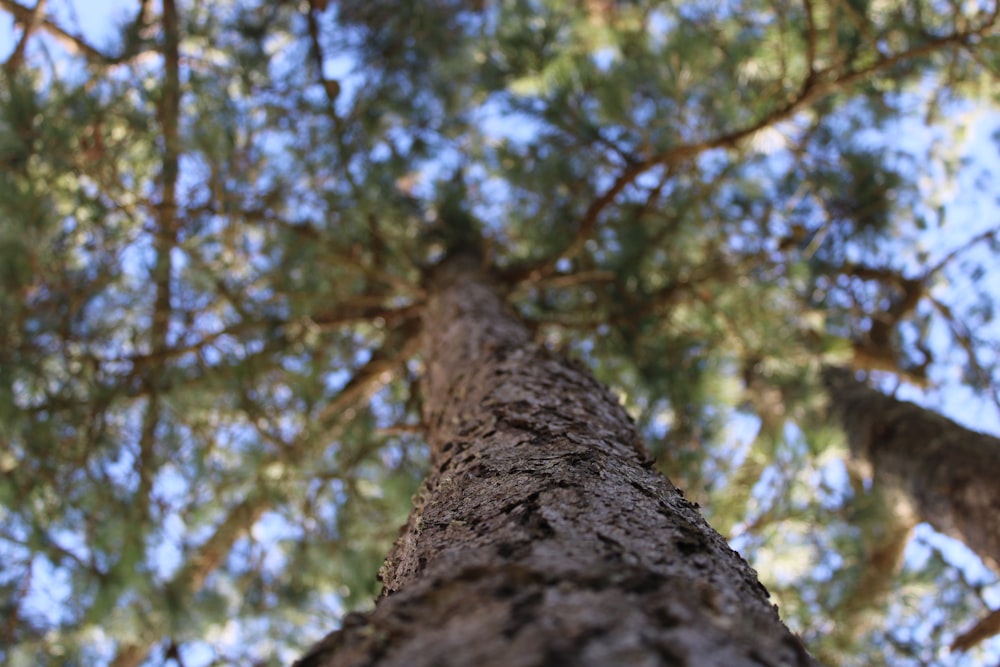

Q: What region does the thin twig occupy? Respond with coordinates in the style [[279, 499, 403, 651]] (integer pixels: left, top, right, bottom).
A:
[[925, 224, 1000, 277]]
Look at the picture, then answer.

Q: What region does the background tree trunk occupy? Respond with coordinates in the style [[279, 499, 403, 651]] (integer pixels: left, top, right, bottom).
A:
[[825, 368, 1000, 573], [295, 253, 817, 667]]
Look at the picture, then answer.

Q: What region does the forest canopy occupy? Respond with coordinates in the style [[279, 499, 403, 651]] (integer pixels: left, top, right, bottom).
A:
[[2, 0, 1000, 665]]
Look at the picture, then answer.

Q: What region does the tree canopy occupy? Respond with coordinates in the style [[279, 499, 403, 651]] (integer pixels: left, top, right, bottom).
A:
[[2, 0, 1000, 665]]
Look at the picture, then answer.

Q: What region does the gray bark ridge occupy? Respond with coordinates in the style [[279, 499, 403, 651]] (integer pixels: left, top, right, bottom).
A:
[[825, 367, 1000, 574], [295, 254, 818, 667]]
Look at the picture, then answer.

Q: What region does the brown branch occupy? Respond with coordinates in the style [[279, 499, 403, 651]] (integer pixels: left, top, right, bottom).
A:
[[536, 269, 617, 289], [277, 220, 425, 298], [562, 94, 636, 163], [840, 262, 909, 284], [116, 12, 181, 664], [377, 422, 426, 437], [802, 0, 818, 77], [159, 0, 181, 200], [828, 0, 884, 60], [502, 19, 996, 288], [0, 0, 155, 66], [297, 2, 370, 203], [848, 341, 930, 387], [1, 0, 45, 73], [108, 321, 421, 667], [959, 37, 1000, 81], [0, 0, 105, 60], [818, 484, 916, 661], [315, 318, 422, 425], [835, 263, 931, 385], [925, 223, 1000, 277], [19, 300, 422, 420], [305, 1, 340, 105], [659, 21, 998, 168], [132, 0, 181, 558], [499, 159, 650, 283], [927, 294, 1000, 412], [952, 607, 1000, 653], [0, 557, 33, 655], [838, 254, 1000, 396], [677, 21, 997, 161]]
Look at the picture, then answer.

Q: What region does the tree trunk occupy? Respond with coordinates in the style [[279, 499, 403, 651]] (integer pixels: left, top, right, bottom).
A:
[[824, 368, 1000, 574], [295, 254, 817, 667]]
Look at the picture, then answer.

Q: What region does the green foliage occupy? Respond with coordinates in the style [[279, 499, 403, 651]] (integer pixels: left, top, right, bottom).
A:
[[2, 0, 1000, 665]]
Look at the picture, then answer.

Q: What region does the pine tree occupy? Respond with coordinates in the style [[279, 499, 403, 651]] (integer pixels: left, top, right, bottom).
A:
[[2, 1, 1000, 665]]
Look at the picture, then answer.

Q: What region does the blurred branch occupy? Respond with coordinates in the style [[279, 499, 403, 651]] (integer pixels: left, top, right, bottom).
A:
[[562, 93, 636, 164], [315, 318, 421, 425], [664, 17, 1000, 166], [828, 0, 884, 60], [838, 248, 1000, 398], [609, 253, 738, 329], [802, 0, 818, 78], [958, 38, 1000, 81], [278, 220, 425, 298], [952, 607, 1000, 653], [820, 484, 916, 661], [132, 0, 181, 572], [927, 294, 1000, 412], [712, 420, 780, 539], [0, 557, 32, 653], [107, 320, 421, 667], [536, 269, 616, 289], [837, 263, 931, 386], [1, 0, 45, 73], [0, 0, 105, 61], [502, 16, 999, 287], [925, 223, 1000, 277], [0, 0, 154, 66], [305, 1, 340, 105], [500, 159, 649, 284], [18, 299, 422, 420], [378, 422, 425, 437]]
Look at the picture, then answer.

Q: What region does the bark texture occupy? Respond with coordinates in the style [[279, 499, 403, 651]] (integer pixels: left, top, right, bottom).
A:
[[825, 368, 1000, 573], [295, 254, 817, 667]]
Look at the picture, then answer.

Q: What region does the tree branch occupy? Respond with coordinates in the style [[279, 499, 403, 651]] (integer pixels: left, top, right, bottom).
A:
[[952, 607, 1000, 653], [305, 1, 340, 105], [1, 0, 46, 73], [0, 0, 104, 60], [107, 321, 421, 667], [130, 0, 181, 598], [925, 223, 1000, 277], [802, 0, 818, 78], [0, 0, 156, 66], [501, 18, 998, 288]]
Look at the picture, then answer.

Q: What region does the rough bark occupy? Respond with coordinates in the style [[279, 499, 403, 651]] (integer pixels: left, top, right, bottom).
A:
[[824, 368, 1000, 573], [295, 253, 817, 667]]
